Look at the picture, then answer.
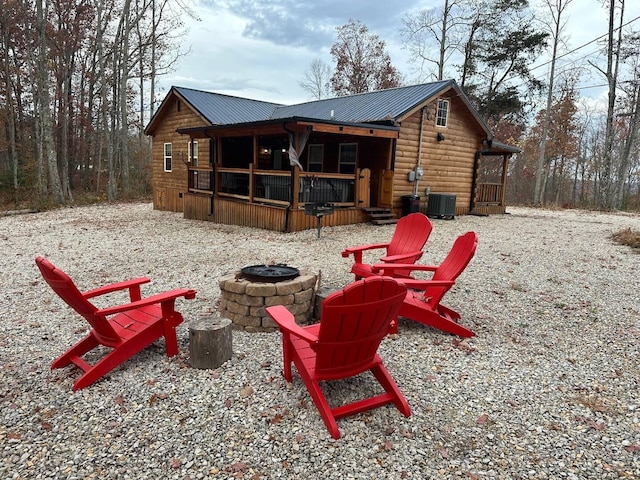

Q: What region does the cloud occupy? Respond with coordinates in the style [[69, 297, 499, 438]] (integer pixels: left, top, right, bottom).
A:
[[201, 0, 422, 48]]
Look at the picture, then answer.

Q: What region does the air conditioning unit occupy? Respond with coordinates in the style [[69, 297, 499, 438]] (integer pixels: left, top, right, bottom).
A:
[[426, 193, 456, 219]]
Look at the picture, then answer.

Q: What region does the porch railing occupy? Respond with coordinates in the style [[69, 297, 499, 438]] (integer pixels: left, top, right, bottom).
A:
[[298, 173, 354, 205], [476, 183, 503, 205], [188, 167, 214, 193], [214, 166, 356, 207]]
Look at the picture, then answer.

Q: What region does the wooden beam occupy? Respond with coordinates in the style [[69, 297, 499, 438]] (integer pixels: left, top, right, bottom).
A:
[[297, 121, 399, 138]]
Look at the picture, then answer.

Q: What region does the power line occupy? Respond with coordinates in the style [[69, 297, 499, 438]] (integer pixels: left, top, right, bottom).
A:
[[529, 14, 640, 76]]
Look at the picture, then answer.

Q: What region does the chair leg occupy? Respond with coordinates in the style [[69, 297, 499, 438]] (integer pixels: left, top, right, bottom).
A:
[[295, 365, 341, 439], [51, 334, 99, 370], [389, 317, 399, 335], [163, 322, 180, 357], [72, 355, 119, 391], [71, 339, 148, 391], [371, 363, 411, 417], [400, 302, 474, 337], [281, 333, 293, 382]]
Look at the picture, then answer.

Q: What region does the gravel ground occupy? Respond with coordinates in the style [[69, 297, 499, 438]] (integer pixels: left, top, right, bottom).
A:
[[1, 202, 639, 480]]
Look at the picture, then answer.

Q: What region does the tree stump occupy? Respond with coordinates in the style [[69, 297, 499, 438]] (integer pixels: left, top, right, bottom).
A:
[[189, 316, 233, 369], [313, 285, 342, 320]]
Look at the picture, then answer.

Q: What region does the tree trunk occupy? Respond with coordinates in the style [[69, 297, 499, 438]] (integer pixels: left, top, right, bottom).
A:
[[534, 0, 569, 205], [120, 0, 131, 193], [599, 0, 624, 210], [2, 29, 18, 191], [36, 0, 63, 204], [614, 81, 640, 207]]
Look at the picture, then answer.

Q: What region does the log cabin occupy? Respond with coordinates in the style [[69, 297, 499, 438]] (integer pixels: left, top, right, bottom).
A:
[[144, 79, 520, 232]]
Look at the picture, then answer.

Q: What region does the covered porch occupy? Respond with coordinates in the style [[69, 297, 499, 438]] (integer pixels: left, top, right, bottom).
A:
[[178, 117, 398, 232], [470, 142, 521, 216]]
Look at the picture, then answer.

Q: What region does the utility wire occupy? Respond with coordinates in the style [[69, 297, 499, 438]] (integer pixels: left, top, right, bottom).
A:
[[529, 14, 640, 74]]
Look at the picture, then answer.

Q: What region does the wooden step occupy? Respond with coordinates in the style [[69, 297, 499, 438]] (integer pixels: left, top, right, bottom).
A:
[[371, 218, 398, 225], [363, 207, 397, 225], [369, 213, 394, 220]]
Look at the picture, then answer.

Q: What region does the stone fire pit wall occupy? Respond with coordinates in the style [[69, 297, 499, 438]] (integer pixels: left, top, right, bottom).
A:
[[218, 271, 318, 332]]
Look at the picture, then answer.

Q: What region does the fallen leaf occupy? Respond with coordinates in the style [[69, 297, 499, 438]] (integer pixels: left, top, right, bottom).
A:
[[229, 462, 247, 472], [240, 386, 254, 398], [477, 413, 489, 424], [270, 413, 284, 424]]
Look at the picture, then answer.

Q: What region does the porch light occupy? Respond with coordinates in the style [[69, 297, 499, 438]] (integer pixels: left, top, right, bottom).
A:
[[437, 132, 445, 142]]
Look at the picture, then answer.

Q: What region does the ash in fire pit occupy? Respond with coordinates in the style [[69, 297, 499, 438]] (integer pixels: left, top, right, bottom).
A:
[[240, 264, 300, 283]]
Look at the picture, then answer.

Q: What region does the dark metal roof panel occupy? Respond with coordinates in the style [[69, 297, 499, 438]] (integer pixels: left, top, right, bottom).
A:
[[270, 80, 453, 123], [174, 86, 283, 125]]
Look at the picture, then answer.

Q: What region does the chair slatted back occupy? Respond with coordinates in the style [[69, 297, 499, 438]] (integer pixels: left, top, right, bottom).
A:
[[386, 213, 432, 260], [315, 277, 407, 379], [427, 232, 478, 307], [36, 257, 121, 347]]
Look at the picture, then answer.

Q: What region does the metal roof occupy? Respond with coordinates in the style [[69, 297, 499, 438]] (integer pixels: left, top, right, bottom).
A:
[[271, 80, 454, 123], [175, 80, 456, 125], [174, 87, 282, 125], [147, 79, 493, 138]]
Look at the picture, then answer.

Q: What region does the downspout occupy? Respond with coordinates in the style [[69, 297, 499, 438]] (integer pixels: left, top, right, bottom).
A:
[[413, 107, 426, 196], [470, 150, 480, 213]]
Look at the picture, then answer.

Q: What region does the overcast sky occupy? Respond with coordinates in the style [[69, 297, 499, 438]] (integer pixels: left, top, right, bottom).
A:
[[158, 0, 640, 108]]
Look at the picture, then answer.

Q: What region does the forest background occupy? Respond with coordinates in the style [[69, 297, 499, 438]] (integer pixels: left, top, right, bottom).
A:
[[0, 0, 638, 212]]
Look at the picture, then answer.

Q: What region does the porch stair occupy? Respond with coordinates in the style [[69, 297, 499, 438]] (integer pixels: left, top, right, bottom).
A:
[[363, 207, 398, 225]]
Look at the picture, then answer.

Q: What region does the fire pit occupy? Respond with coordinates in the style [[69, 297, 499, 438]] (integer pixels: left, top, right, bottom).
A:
[[240, 264, 300, 283], [218, 267, 318, 333]]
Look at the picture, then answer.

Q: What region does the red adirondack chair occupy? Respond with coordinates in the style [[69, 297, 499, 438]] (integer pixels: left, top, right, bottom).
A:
[[341, 212, 433, 280], [371, 231, 478, 337], [36, 257, 196, 391], [266, 276, 410, 439]]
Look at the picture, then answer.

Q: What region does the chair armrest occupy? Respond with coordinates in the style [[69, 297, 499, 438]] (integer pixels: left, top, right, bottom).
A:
[[371, 263, 438, 274], [341, 243, 390, 264], [341, 243, 390, 256], [379, 251, 424, 263], [83, 277, 151, 300], [266, 305, 318, 344], [96, 289, 196, 317], [395, 279, 455, 290]]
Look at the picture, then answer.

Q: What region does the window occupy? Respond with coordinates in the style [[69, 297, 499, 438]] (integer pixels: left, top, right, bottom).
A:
[[307, 144, 323, 172], [436, 99, 449, 127], [188, 141, 198, 167], [339, 143, 357, 174], [164, 143, 172, 172]]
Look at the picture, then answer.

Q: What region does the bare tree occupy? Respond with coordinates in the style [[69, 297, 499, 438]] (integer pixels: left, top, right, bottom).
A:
[[299, 58, 331, 100], [35, 0, 64, 204], [533, 0, 572, 205], [614, 32, 640, 207], [401, 0, 466, 81], [590, 0, 625, 209]]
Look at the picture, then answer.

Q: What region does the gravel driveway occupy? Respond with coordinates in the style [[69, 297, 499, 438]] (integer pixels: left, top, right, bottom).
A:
[[1, 202, 639, 479]]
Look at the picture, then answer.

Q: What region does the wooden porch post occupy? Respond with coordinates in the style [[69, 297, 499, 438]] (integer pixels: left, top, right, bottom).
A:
[[249, 163, 255, 203], [500, 154, 509, 207], [292, 165, 300, 209]]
